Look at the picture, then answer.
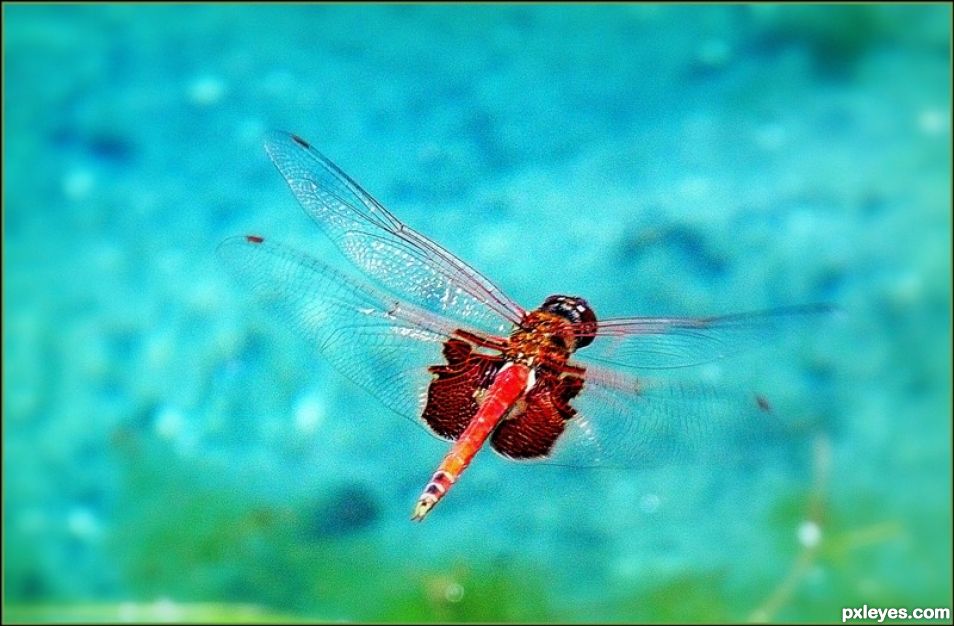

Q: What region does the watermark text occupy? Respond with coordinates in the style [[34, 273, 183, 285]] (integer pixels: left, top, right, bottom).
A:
[[842, 605, 951, 623]]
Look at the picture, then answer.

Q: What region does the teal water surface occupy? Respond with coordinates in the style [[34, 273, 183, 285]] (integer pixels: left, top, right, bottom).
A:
[[4, 4, 951, 622]]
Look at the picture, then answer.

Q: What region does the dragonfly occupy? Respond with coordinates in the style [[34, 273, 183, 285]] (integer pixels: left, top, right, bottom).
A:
[[219, 131, 829, 522]]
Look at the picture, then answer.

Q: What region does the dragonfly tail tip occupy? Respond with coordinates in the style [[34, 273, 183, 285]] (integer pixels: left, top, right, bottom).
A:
[[411, 498, 435, 522]]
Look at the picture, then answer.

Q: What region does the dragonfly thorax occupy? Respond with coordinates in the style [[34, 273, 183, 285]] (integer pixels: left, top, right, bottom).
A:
[[507, 309, 579, 369]]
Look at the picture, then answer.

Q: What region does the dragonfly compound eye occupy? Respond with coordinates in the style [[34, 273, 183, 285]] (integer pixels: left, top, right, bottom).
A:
[[540, 295, 598, 350]]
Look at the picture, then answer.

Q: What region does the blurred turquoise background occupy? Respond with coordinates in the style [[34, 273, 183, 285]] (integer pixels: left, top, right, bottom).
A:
[[4, 4, 951, 623]]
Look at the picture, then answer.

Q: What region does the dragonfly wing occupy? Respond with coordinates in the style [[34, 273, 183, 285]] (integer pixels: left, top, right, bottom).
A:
[[489, 370, 583, 460], [219, 235, 502, 437], [580, 304, 834, 370], [526, 364, 803, 469], [264, 131, 523, 337]]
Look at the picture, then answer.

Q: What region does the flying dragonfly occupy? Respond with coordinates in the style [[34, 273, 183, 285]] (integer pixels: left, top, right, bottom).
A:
[[219, 131, 829, 521]]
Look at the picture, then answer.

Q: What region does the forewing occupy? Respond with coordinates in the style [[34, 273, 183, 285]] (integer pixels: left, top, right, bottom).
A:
[[219, 235, 498, 435], [264, 131, 523, 337], [579, 304, 833, 370]]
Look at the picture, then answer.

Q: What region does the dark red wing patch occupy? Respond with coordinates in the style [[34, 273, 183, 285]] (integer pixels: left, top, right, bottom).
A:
[[490, 371, 584, 459], [423, 338, 503, 441]]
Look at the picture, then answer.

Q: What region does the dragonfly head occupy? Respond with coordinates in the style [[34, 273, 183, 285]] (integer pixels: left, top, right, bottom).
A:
[[539, 295, 598, 350]]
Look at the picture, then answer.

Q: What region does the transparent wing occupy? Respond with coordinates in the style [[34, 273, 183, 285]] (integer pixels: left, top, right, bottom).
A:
[[578, 304, 834, 370], [218, 235, 501, 435], [264, 131, 523, 337], [220, 235, 820, 468], [543, 364, 802, 469]]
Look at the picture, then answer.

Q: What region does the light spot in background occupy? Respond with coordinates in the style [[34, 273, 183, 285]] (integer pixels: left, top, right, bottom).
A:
[[294, 392, 326, 435], [417, 141, 443, 163], [917, 108, 949, 136], [754, 123, 788, 151], [677, 175, 711, 201], [187, 75, 227, 106], [788, 207, 820, 238], [797, 520, 822, 548], [154, 405, 185, 440], [62, 168, 95, 200], [697, 38, 731, 67], [889, 270, 923, 304], [237, 117, 266, 143], [66, 507, 101, 540], [186, 277, 220, 313], [118, 602, 137, 622], [444, 582, 464, 603], [153, 405, 200, 456], [153, 598, 182, 622], [145, 332, 174, 370], [640, 493, 661, 514], [858, 576, 881, 596], [156, 248, 187, 277], [612, 556, 640, 581], [425, 575, 466, 607]]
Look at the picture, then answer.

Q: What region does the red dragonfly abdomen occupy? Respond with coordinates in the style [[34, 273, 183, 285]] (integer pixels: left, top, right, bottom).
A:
[[411, 362, 531, 521]]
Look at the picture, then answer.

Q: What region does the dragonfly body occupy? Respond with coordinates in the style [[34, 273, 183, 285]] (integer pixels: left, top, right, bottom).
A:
[[413, 362, 531, 520], [412, 297, 596, 520]]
